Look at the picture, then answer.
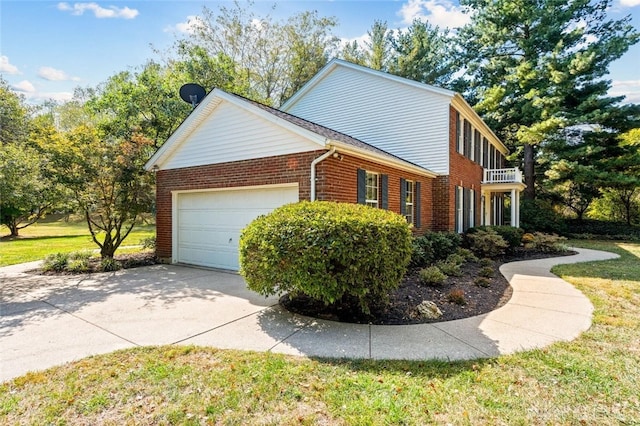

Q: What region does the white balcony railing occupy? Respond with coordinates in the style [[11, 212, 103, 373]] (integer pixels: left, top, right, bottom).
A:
[[483, 168, 523, 184]]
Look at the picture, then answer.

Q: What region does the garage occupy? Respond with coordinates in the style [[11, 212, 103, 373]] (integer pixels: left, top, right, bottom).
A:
[[174, 184, 299, 270]]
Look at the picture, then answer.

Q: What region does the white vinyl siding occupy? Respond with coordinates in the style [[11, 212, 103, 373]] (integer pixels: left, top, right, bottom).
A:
[[163, 101, 320, 170], [284, 66, 452, 174]]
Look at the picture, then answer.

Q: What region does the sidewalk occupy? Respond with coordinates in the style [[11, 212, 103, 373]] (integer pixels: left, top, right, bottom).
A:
[[0, 248, 618, 382]]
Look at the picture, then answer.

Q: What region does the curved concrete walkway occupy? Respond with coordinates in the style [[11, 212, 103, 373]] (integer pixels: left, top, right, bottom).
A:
[[0, 248, 618, 382]]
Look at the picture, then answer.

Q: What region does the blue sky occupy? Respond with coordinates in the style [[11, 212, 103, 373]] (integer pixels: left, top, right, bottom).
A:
[[1, 0, 639, 104]]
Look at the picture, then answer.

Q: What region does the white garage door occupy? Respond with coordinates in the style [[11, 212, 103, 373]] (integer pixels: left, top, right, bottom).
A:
[[175, 184, 299, 270]]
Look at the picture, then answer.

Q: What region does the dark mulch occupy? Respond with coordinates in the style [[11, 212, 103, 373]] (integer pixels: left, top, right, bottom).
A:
[[281, 249, 576, 325]]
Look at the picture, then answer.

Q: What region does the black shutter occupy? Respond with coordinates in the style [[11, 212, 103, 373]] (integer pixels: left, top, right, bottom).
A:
[[474, 131, 481, 163], [357, 169, 366, 204], [380, 174, 388, 209], [415, 181, 421, 228], [483, 138, 489, 168], [463, 188, 470, 232], [456, 111, 461, 152], [400, 178, 406, 216]]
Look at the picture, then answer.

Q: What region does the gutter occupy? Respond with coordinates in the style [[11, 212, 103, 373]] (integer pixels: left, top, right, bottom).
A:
[[310, 147, 336, 201]]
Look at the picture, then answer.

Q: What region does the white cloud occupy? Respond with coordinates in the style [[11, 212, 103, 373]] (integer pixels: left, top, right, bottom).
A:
[[0, 55, 20, 74], [37, 66, 80, 82], [12, 80, 36, 93], [610, 80, 640, 104], [165, 15, 205, 34], [398, 0, 470, 29], [57, 2, 139, 19], [620, 0, 640, 7]]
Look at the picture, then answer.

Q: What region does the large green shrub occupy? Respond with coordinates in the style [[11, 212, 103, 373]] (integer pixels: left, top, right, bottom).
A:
[[239, 201, 413, 314]]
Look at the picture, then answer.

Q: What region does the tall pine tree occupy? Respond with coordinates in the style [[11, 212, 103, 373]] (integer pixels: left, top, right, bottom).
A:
[[458, 0, 639, 200]]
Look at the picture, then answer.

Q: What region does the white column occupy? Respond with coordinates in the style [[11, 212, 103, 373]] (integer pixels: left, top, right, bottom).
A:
[[514, 189, 520, 227], [510, 188, 516, 228], [483, 191, 491, 226]]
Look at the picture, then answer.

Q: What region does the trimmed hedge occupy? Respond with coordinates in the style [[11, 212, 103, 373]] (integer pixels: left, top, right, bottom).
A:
[[239, 201, 413, 314]]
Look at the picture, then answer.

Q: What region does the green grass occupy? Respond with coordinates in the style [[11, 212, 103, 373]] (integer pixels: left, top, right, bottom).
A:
[[1, 241, 639, 424], [0, 218, 155, 266]]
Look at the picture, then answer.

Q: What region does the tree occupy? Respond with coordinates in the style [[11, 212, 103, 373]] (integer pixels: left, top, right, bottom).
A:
[[0, 78, 30, 146], [458, 0, 639, 200], [366, 20, 391, 71], [55, 125, 155, 259], [388, 20, 457, 87], [174, 1, 339, 106], [0, 143, 53, 236]]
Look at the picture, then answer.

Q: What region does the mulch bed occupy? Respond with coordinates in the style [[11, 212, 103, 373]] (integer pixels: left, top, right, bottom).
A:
[[281, 249, 576, 325], [38, 252, 158, 275]]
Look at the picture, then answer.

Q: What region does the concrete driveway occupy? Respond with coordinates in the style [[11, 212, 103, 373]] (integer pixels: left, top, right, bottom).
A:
[[1, 248, 618, 383]]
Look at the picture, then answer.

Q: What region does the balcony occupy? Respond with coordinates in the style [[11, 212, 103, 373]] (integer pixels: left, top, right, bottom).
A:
[[482, 168, 523, 184]]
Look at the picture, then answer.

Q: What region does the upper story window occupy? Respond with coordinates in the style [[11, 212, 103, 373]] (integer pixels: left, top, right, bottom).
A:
[[365, 171, 379, 208]]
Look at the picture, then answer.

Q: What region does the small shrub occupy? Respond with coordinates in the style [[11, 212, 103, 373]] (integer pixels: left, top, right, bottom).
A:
[[410, 232, 462, 267], [67, 258, 90, 273], [475, 277, 491, 288], [437, 260, 463, 277], [479, 257, 494, 268], [466, 226, 523, 251], [525, 232, 568, 253], [466, 229, 509, 258], [419, 266, 447, 286], [42, 252, 70, 272], [521, 233, 535, 244], [447, 289, 466, 305], [140, 236, 156, 250], [240, 201, 412, 314], [100, 258, 121, 272], [445, 253, 466, 266], [455, 248, 478, 263], [478, 266, 494, 278]]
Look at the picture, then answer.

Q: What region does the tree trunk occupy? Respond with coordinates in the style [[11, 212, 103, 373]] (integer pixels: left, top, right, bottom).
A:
[[523, 143, 536, 200], [9, 224, 19, 237]]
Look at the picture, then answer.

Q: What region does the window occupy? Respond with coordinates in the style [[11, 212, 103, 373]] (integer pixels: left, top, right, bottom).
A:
[[482, 138, 489, 168], [455, 186, 475, 232], [404, 180, 414, 225], [463, 120, 472, 157], [455, 186, 464, 233], [473, 130, 481, 163], [365, 171, 379, 208], [358, 169, 387, 208]]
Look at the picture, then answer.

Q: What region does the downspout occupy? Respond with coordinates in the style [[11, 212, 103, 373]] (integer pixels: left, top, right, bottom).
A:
[[310, 146, 336, 201]]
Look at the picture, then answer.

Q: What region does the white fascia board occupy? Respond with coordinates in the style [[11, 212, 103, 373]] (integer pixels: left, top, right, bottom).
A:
[[281, 58, 456, 111], [451, 94, 509, 154], [145, 89, 328, 171], [329, 140, 439, 179]]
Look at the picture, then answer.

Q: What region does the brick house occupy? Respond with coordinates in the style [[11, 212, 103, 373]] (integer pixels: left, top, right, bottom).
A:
[[145, 59, 524, 270]]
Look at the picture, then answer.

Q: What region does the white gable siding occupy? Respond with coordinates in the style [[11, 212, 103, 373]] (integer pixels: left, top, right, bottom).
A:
[[162, 101, 322, 170], [285, 66, 452, 174]]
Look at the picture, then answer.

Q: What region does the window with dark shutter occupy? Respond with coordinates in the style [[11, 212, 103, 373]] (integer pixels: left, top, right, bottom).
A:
[[400, 178, 407, 216], [474, 130, 481, 164], [415, 182, 421, 228], [463, 187, 470, 231]]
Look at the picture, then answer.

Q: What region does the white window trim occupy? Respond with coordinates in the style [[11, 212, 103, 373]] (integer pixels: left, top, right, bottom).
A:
[[457, 115, 464, 155], [405, 180, 414, 225], [365, 171, 379, 208], [456, 186, 464, 233], [469, 189, 475, 228]]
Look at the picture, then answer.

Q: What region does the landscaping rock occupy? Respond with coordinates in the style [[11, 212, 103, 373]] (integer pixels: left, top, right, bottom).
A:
[[416, 300, 442, 320]]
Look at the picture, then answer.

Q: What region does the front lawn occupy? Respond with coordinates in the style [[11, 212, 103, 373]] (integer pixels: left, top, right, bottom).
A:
[[1, 240, 638, 424], [0, 217, 155, 267]]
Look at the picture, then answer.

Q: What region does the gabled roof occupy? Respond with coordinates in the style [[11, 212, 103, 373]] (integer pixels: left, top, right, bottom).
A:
[[281, 58, 508, 154], [145, 88, 437, 177]]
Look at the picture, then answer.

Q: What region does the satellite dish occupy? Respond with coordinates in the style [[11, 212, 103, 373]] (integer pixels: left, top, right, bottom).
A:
[[179, 83, 206, 108]]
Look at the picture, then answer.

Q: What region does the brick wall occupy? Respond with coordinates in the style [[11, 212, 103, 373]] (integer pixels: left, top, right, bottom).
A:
[[433, 106, 483, 231], [155, 150, 435, 261]]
